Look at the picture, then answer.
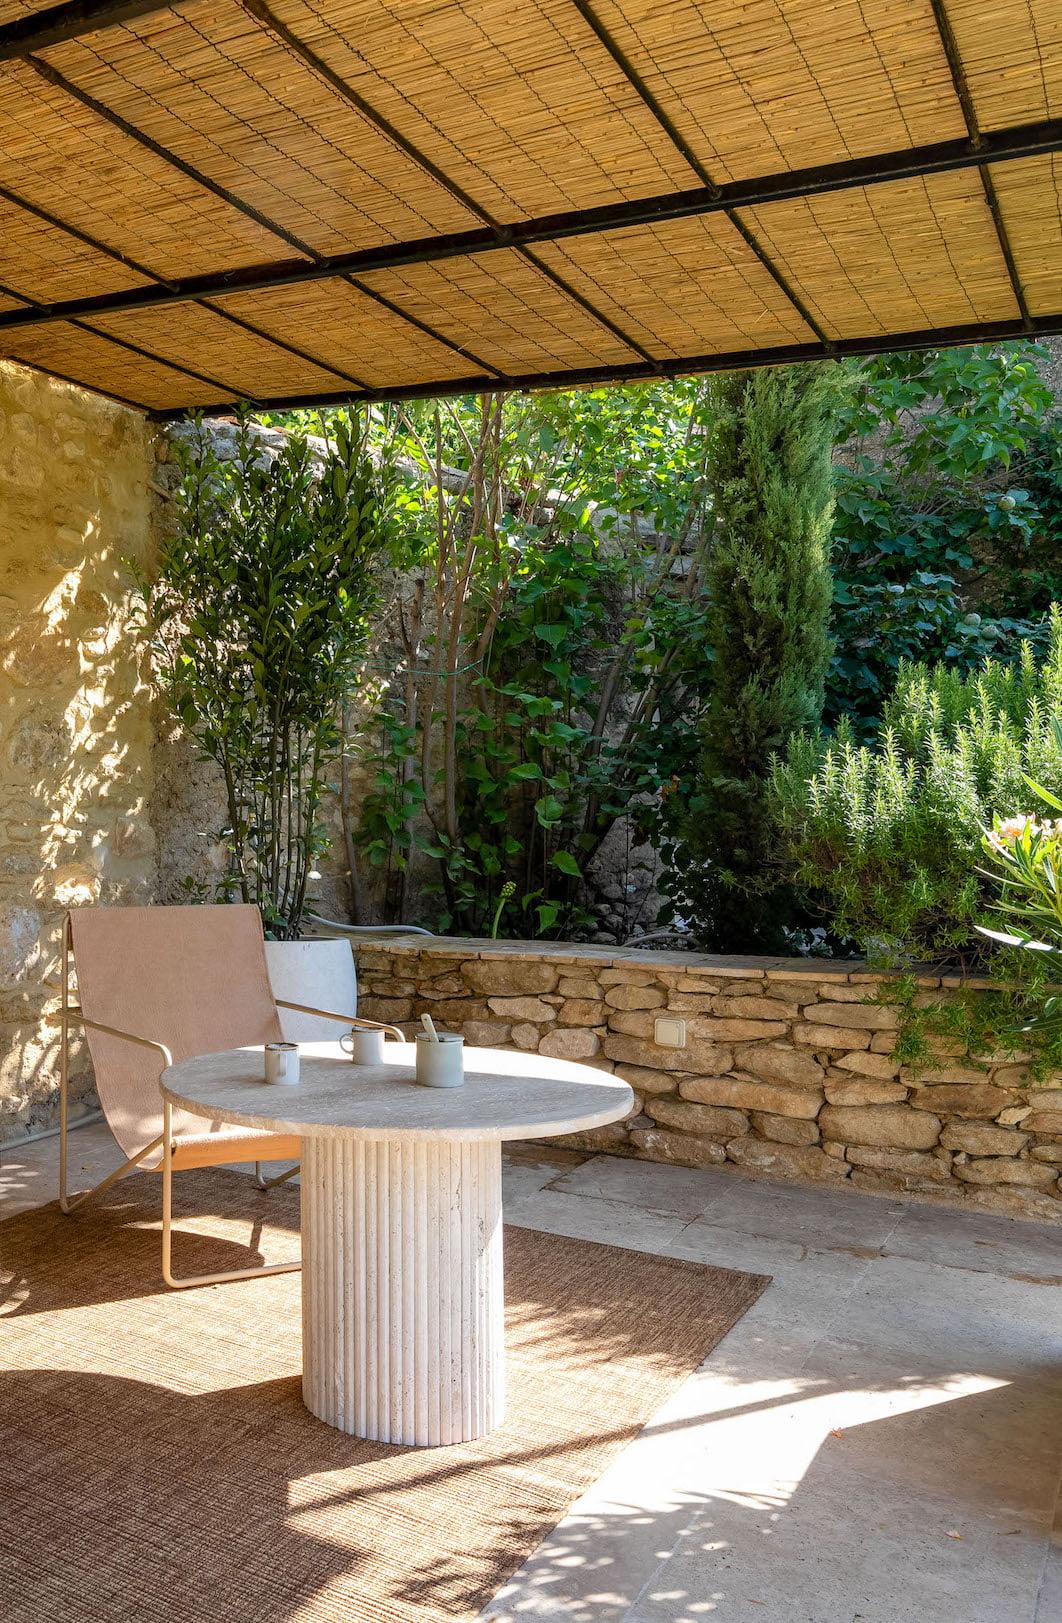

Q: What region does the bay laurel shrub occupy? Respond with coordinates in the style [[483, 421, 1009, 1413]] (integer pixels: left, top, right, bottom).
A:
[[141, 410, 391, 938], [770, 608, 1062, 966]]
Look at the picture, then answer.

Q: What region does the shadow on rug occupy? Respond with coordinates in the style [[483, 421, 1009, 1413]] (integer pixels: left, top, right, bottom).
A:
[[0, 1167, 768, 1622]]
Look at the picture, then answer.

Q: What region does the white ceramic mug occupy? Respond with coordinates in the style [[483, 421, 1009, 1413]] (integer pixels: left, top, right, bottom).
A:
[[341, 1027, 385, 1065], [264, 1041, 300, 1085], [415, 1031, 464, 1087]]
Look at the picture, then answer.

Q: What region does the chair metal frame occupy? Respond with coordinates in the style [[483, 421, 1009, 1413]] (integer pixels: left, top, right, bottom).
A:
[[57, 912, 402, 1289]]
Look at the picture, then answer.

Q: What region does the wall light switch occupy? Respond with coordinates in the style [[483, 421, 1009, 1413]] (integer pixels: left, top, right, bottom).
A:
[[654, 1015, 687, 1048]]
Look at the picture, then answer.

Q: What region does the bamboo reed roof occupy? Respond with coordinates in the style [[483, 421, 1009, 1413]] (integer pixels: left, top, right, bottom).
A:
[[0, 0, 1058, 414]]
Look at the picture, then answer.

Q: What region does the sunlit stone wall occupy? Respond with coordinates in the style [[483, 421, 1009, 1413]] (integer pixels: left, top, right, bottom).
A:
[[0, 360, 157, 1140]]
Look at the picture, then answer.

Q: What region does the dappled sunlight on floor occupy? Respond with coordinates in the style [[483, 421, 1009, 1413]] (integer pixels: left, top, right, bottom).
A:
[[487, 1370, 1050, 1623], [3, 1126, 1059, 1622]]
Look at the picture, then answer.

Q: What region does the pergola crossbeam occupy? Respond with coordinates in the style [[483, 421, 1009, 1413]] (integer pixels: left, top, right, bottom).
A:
[[238, 0, 655, 362], [0, 119, 1056, 338], [0, 168, 368, 390], [0, 0, 174, 60], [20, 53, 523, 377], [144, 312, 1062, 419]]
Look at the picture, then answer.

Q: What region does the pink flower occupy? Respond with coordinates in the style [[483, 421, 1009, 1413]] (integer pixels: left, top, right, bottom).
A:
[[988, 815, 1039, 853]]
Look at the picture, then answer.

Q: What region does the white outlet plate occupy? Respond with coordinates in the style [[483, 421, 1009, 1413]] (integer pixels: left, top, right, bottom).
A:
[[654, 1015, 687, 1048]]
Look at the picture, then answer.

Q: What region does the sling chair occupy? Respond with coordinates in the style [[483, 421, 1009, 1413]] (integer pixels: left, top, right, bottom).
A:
[[58, 903, 400, 1288]]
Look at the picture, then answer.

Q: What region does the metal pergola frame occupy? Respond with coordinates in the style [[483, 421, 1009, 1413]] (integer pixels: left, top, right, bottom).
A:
[[1, 0, 1059, 411]]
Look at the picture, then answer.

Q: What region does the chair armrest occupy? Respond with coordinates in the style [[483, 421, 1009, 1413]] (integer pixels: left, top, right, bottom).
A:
[[73, 1010, 174, 1068], [274, 999, 406, 1043]]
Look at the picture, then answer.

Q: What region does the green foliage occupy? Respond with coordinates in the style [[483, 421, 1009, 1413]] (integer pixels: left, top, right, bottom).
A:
[[830, 343, 1062, 732], [771, 611, 1062, 966], [352, 386, 716, 937], [139, 409, 390, 937], [974, 724, 1062, 1052], [669, 362, 844, 950]]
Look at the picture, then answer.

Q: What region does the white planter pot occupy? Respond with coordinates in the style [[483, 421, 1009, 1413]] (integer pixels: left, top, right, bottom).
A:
[[264, 938, 359, 1042]]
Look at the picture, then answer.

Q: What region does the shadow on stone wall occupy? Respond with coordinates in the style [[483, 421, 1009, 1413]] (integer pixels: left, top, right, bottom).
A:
[[0, 360, 157, 1141]]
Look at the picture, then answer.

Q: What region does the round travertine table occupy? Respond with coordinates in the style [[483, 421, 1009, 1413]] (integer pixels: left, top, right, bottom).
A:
[[160, 1042, 633, 1447]]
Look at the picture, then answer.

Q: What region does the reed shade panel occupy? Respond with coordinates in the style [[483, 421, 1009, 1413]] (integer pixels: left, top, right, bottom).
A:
[[90, 301, 359, 397], [946, 0, 1059, 129], [991, 155, 1062, 316], [212, 279, 485, 388], [262, 0, 700, 218], [0, 57, 285, 279], [584, 0, 970, 178], [744, 171, 1023, 339], [0, 0, 1058, 409], [0, 1167, 768, 1623], [0, 190, 152, 306], [534, 213, 815, 359], [359, 250, 642, 376], [0, 320, 230, 409], [44, 2, 482, 253]]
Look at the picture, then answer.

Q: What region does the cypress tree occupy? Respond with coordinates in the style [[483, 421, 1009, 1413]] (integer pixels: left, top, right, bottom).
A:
[[680, 361, 843, 950]]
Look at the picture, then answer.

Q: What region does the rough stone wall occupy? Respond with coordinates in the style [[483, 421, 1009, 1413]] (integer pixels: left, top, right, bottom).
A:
[[0, 360, 157, 1140], [355, 938, 1062, 1224]]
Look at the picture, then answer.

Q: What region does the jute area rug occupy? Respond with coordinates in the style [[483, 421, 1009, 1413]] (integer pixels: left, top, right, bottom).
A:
[[0, 1166, 768, 1623]]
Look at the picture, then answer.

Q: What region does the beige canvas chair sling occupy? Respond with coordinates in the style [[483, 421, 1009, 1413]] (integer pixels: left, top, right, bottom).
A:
[[59, 904, 399, 1288]]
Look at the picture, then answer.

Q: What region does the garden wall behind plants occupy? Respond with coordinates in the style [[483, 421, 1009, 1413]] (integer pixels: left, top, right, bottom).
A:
[[355, 938, 1062, 1224]]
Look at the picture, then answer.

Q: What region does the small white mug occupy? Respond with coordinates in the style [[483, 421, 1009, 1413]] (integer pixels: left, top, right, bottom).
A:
[[341, 1027, 385, 1065], [264, 1041, 300, 1085], [415, 1031, 464, 1088]]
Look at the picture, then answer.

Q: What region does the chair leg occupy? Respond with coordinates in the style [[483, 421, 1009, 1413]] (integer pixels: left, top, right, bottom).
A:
[[60, 1134, 165, 1214], [162, 1100, 301, 1290], [253, 1160, 301, 1190]]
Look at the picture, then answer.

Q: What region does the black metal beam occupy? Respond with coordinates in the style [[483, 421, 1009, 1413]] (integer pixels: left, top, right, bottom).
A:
[[344, 277, 505, 380], [138, 312, 1062, 420], [0, 0, 173, 60], [238, 0, 493, 229], [519, 247, 656, 364], [201, 301, 370, 390], [2, 120, 1056, 336], [928, 0, 1032, 330], [1, 0, 782, 366], [0, 177, 167, 288], [0, 276, 246, 398], [567, 0, 718, 195], [69, 317, 253, 397]]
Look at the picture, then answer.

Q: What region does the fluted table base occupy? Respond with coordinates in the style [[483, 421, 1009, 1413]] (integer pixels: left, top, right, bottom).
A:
[[300, 1135, 505, 1445]]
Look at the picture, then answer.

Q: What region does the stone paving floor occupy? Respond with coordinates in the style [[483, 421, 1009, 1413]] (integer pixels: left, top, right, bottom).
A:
[[2, 1121, 1060, 1623]]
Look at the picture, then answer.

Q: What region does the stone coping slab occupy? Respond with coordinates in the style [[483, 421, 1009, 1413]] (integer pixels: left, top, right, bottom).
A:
[[361, 936, 944, 987]]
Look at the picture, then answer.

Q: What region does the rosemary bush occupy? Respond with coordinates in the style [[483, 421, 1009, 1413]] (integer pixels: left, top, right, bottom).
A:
[[771, 609, 1062, 965]]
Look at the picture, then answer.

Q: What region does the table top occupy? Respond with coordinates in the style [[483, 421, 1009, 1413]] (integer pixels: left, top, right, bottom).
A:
[[160, 1041, 634, 1144]]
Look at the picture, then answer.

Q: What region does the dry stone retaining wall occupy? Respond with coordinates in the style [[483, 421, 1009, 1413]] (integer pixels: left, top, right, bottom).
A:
[[355, 937, 1062, 1224]]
